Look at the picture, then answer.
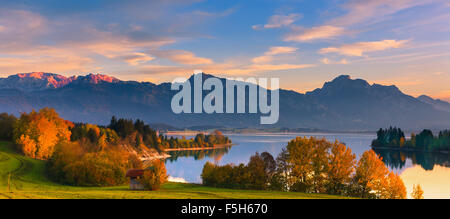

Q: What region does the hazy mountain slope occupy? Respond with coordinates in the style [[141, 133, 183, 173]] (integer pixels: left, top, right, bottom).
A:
[[417, 95, 450, 113]]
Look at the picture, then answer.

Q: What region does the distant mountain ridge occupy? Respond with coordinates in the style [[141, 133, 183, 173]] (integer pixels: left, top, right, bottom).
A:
[[0, 72, 120, 91], [0, 72, 449, 131]]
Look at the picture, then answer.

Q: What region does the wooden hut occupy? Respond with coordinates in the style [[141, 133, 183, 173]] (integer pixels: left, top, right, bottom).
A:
[[126, 169, 145, 190]]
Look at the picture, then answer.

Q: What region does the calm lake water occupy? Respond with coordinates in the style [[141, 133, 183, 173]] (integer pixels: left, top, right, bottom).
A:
[[165, 133, 450, 199]]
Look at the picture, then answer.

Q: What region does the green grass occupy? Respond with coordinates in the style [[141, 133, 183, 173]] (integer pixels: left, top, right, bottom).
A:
[[0, 141, 348, 199]]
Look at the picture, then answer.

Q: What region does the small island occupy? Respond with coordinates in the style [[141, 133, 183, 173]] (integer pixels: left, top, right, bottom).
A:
[[371, 127, 450, 153]]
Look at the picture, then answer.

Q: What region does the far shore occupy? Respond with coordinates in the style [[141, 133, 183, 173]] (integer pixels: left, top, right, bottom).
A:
[[371, 146, 449, 154], [165, 131, 377, 136], [164, 143, 234, 152]]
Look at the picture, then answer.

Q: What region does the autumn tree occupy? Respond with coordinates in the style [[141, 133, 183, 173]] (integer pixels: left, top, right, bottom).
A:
[[286, 137, 331, 193], [353, 150, 407, 199], [381, 172, 407, 199], [139, 159, 168, 190], [411, 184, 424, 199], [327, 141, 356, 195], [353, 150, 389, 198], [14, 108, 73, 160]]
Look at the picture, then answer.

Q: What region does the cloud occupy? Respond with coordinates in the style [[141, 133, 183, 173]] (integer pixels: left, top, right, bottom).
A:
[[252, 47, 298, 64], [319, 40, 408, 56], [117, 52, 155, 66], [253, 13, 301, 30], [265, 46, 298, 55], [246, 64, 315, 72], [330, 0, 436, 26], [284, 25, 345, 42], [153, 50, 213, 65], [320, 58, 348, 65]]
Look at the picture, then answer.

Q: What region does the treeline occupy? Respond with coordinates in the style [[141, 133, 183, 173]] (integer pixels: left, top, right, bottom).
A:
[[164, 131, 231, 149], [202, 137, 407, 199], [372, 127, 450, 151]]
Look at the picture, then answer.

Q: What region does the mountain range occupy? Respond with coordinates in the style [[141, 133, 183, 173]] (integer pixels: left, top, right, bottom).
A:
[[1, 72, 449, 131]]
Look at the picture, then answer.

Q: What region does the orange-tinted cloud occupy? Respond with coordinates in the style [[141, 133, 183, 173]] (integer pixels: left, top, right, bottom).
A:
[[319, 40, 408, 56], [285, 25, 345, 42], [320, 58, 348, 65], [252, 47, 298, 64]]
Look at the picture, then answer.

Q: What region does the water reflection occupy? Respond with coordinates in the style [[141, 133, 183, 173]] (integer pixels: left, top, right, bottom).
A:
[[374, 149, 450, 171], [165, 146, 232, 163]]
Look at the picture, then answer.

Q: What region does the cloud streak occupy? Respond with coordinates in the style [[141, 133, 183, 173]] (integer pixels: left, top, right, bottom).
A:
[[252, 46, 298, 64], [253, 13, 301, 30], [285, 26, 345, 42], [319, 40, 408, 56]]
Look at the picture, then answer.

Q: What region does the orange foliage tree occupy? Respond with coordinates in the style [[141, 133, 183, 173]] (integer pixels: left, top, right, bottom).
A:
[[354, 150, 406, 199], [13, 108, 73, 160], [411, 184, 424, 199]]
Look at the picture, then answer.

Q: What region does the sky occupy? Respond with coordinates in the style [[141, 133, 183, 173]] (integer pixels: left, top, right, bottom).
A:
[[0, 0, 449, 100]]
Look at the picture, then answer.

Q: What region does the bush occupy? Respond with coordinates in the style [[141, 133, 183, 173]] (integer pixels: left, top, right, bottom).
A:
[[139, 160, 167, 190], [47, 142, 142, 186]]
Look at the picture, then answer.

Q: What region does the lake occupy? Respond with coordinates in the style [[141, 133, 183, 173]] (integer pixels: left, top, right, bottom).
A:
[[165, 133, 450, 199]]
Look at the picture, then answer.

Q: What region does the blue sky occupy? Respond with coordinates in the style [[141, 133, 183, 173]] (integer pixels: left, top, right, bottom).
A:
[[0, 0, 449, 100]]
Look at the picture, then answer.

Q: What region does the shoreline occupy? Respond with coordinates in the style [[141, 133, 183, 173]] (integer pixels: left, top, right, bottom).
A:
[[164, 143, 234, 152], [371, 146, 449, 154]]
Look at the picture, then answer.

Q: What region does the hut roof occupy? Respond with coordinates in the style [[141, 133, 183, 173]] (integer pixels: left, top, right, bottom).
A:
[[126, 169, 145, 178]]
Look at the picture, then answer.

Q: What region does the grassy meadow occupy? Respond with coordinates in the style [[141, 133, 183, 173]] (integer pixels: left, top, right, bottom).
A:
[[0, 141, 347, 199]]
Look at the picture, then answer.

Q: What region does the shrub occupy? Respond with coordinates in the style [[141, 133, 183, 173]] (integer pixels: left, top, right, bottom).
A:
[[139, 160, 168, 191]]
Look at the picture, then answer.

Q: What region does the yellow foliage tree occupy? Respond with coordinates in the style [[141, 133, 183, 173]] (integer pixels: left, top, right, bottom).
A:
[[286, 137, 331, 193], [328, 141, 356, 195]]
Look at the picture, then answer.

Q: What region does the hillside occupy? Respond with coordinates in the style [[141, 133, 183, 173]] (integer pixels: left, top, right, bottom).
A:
[[0, 141, 345, 199], [1, 72, 450, 130]]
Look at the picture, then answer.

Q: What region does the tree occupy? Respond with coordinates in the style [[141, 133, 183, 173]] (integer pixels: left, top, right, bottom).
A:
[[139, 159, 168, 191], [0, 113, 17, 141], [273, 148, 293, 191], [327, 141, 356, 195], [14, 108, 73, 160], [261, 152, 276, 176], [411, 184, 424, 199], [353, 150, 389, 198], [286, 137, 330, 193], [247, 153, 268, 190], [381, 172, 407, 199]]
